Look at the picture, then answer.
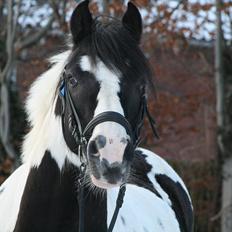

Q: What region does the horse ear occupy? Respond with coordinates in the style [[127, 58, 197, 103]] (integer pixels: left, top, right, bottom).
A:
[[70, 0, 93, 45], [122, 2, 142, 43]]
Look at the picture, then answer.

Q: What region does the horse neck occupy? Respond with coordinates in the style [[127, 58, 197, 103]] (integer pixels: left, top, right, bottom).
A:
[[23, 99, 80, 169], [15, 150, 107, 231]]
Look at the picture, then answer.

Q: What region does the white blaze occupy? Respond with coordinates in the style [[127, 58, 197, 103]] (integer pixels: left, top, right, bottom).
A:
[[80, 56, 128, 164]]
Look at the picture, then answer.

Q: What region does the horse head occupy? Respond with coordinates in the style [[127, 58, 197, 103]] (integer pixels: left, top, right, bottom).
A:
[[55, 1, 152, 189]]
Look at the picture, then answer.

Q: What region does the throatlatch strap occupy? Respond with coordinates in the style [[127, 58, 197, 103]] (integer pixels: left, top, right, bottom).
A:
[[78, 164, 87, 232], [145, 103, 159, 139]]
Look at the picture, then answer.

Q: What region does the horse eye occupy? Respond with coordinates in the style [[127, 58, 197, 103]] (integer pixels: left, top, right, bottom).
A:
[[69, 77, 78, 87]]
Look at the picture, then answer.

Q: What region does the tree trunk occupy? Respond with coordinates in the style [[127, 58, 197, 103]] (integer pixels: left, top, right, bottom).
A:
[[222, 157, 232, 231], [0, 0, 18, 165], [0, 78, 16, 159], [0, 0, 54, 168], [102, 0, 109, 14], [215, 1, 224, 130], [215, 0, 232, 231]]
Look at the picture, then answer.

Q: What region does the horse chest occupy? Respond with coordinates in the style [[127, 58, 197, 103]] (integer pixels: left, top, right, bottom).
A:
[[107, 185, 181, 232], [13, 152, 107, 232]]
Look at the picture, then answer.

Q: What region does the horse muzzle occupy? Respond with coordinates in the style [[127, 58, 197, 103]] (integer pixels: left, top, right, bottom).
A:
[[87, 133, 132, 189]]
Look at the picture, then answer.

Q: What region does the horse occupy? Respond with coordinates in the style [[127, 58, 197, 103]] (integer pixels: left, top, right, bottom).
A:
[[0, 1, 193, 232]]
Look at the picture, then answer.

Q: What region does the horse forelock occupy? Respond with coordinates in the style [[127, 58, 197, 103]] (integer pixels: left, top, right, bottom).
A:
[[70, 18, 151, 84]]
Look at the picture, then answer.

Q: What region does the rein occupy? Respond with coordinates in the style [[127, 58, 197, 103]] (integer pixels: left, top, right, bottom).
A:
[[59, 66, 159, 232]]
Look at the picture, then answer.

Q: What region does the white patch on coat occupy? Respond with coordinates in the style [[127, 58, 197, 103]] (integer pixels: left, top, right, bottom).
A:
[[107, 184, 181, 232], [138, 148, 192, 203], [79, 55, 92, 71], [80, 56, 128, 164], [79, 56, 124, 115], [22, 51, 80, 168], [0, 164, 30, 232]]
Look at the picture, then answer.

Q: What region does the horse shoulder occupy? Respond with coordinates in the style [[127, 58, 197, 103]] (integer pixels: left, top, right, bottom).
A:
[[135, 147, 194, 232], [0, 163, 30, 232]]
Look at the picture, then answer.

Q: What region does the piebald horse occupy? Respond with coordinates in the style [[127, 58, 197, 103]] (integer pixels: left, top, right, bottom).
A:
[[0, 1, 193, 232]]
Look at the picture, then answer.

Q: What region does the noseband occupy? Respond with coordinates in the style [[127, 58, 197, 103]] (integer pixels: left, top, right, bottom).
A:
[[59, 66, 158, 232]]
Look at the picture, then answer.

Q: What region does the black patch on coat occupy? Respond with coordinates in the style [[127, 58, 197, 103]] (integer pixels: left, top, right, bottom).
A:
[[0, 187, 4, 194], [155, 174, 193, 232], [55, 96, 63, 116], [95, 135, 106, 149], [120, 216, 126, 225], [128, 150, 161, 198], [14, 151, 107, 232], [143, 227, 149, 232], [58, 69, 100, 154]]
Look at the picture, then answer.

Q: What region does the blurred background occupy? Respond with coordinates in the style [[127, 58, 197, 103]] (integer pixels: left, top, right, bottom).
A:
[[0, 0, 231, 231]]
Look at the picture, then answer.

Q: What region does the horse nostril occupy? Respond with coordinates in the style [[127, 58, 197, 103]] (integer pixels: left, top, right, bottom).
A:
[[95, 135, 106, 149], [88, 135, 106, 156], [88, 140, 98, 155]]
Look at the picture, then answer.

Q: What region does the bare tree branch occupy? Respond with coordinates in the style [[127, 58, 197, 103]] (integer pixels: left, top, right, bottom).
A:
[[49, 0, 68, 32], [0, 83, 17, 160], [15, 13, 55, 52], [102, 0, 109, 14], [215, 0, 225, 134], [0, 0, 21, 83], [149, 0, 184, 27], [211, 204, 232, 221], [11, 0, 21, 44], [1, 0, 13, 83], [0, 0, 5, 34], [0, 0, 19, 163]]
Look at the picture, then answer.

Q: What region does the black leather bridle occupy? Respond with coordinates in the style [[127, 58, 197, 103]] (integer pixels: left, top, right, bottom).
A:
[[59, 66, 158, 232]]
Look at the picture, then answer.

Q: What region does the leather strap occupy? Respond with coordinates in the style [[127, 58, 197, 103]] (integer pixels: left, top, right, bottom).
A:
[[83, 111, 133, 140], [107, 184, 126, 232]]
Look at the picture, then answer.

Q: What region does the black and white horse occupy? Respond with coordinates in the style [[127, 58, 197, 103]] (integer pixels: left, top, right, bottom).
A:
[[0, 1, 193, 232]]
